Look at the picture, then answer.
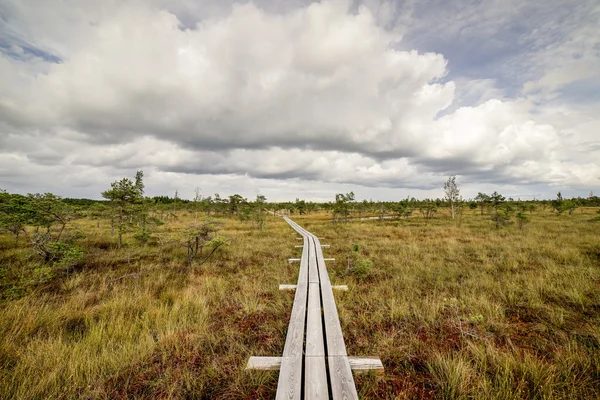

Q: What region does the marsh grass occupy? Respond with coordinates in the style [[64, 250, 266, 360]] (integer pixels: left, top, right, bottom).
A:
[[0, 208, 599, 399]]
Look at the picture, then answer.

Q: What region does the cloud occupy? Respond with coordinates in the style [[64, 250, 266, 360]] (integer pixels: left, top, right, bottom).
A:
[[0, 0, 599, 200], [3, 1, 452, 158]]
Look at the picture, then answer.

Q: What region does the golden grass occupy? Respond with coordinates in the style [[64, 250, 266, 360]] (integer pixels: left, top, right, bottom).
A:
[[0, 208, 599, 399]]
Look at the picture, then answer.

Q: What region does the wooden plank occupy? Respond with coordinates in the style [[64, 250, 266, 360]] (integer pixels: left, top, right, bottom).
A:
[[279, 284, 297, 291], [332, 285, 348, 291], [281, 282, 308, 358], [320, 282, 347, 356], [297, 237, 309, 283], [348, 357, 384, 372], [288, 258, 301, 262], [305, 283, 325, 356], [328, 356, 359, 400], [314, 240, 347, 357], [276, 356, 302, 400], [246, 356, 282, 370], [308, 239, 320, 284], [305, 356, 329, 399]]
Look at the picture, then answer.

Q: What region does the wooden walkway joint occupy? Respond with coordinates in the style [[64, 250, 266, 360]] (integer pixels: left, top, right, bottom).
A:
[[247, 217, 382, 399]]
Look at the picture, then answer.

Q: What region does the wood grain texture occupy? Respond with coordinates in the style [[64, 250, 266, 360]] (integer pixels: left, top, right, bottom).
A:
[[347, 357, 384, 372], [328, 356, 359, 400], [308, 239, 320, 284], [332, 285, 349, 291], [246, 356, 282, 370], [305, 283, 325, 356], [305, 356, 329, 399], [276, 356, 303, 400], [297, 237, 309, 283], [315, 245, 347, 357], [281, 282, 307, 358], [279, 284, 297, 291]]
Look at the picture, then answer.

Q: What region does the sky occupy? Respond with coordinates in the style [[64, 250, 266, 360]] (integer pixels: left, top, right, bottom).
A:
[[0, 0, 599, 202]]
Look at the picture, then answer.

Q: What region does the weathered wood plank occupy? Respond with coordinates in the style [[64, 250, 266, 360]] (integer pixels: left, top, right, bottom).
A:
[[308, 239, 320, 284], [328, 356, 359, 400], [246, 356, 282, 370], [332, 285, 349, 291], [276, 356, 303, 400], [281, 282, 307, 358], [305, 283, 325, 356], [320, 287, 347, 356], [297, 237, 309, 283], [348, 357, 384, 372], [314, 240, 347, 357], [305, 356, 329, 399], [282, 234, 309, 358], [279, 284, 297, 290]]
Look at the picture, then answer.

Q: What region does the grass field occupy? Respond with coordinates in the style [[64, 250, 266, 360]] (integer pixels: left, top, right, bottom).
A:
[[1, 208, 599, 399]]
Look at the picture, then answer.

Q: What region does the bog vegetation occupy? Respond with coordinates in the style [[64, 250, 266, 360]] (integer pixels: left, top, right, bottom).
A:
[[1, 172, 599, 399]]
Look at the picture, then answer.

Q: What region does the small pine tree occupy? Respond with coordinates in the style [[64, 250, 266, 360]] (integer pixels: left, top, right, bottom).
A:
[[516, 211, 530, 230]]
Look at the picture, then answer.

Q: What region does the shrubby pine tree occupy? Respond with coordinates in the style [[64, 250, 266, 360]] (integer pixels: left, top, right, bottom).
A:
[[254, 194, 266, 230], [475, 192, 490, 215], [333, 192, 354, 223], [101, 171, 145, 249], [0, 190, 31, 244], [489, 191, 512, 228]]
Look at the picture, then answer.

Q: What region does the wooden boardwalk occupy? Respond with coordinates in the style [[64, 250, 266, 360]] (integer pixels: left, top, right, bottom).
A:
[[247, 217, 382, 399]]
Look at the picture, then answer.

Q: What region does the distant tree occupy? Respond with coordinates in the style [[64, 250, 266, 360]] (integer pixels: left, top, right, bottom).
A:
[[489, 191, 511, 228], [376, 202, 388, 222], [133, 197, 163, 245], [28, 193, 76, 241], [419, 200, 437, 222], [213, 193, 226, 216], [101, 171, 145, 249], [475, 192, 490, 215], [295, 198, 307, 215], [0, 190, 32, 244], [228, 194, 245, 216], [254, 194, 267, 230], [173, 219, 227, 267], [333, 192, 355, 223], [443, 175, 460, 219], [516, 211, 530, 230], [201, 195, 214, 216], [455, 196, 465, 226], [552, 192, 564, 214], [394, 197, 413, 220], [355, 200, 368, 219], [193, 187, 202, 223], [173, 190, 179, 218]]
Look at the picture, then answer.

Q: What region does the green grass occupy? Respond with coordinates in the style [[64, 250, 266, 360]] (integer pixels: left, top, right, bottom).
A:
[[1, 209, 599, 399]]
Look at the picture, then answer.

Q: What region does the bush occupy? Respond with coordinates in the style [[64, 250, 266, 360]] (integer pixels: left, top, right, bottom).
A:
[[350, 259, 372, 281], [31, 233, 84, 268]]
